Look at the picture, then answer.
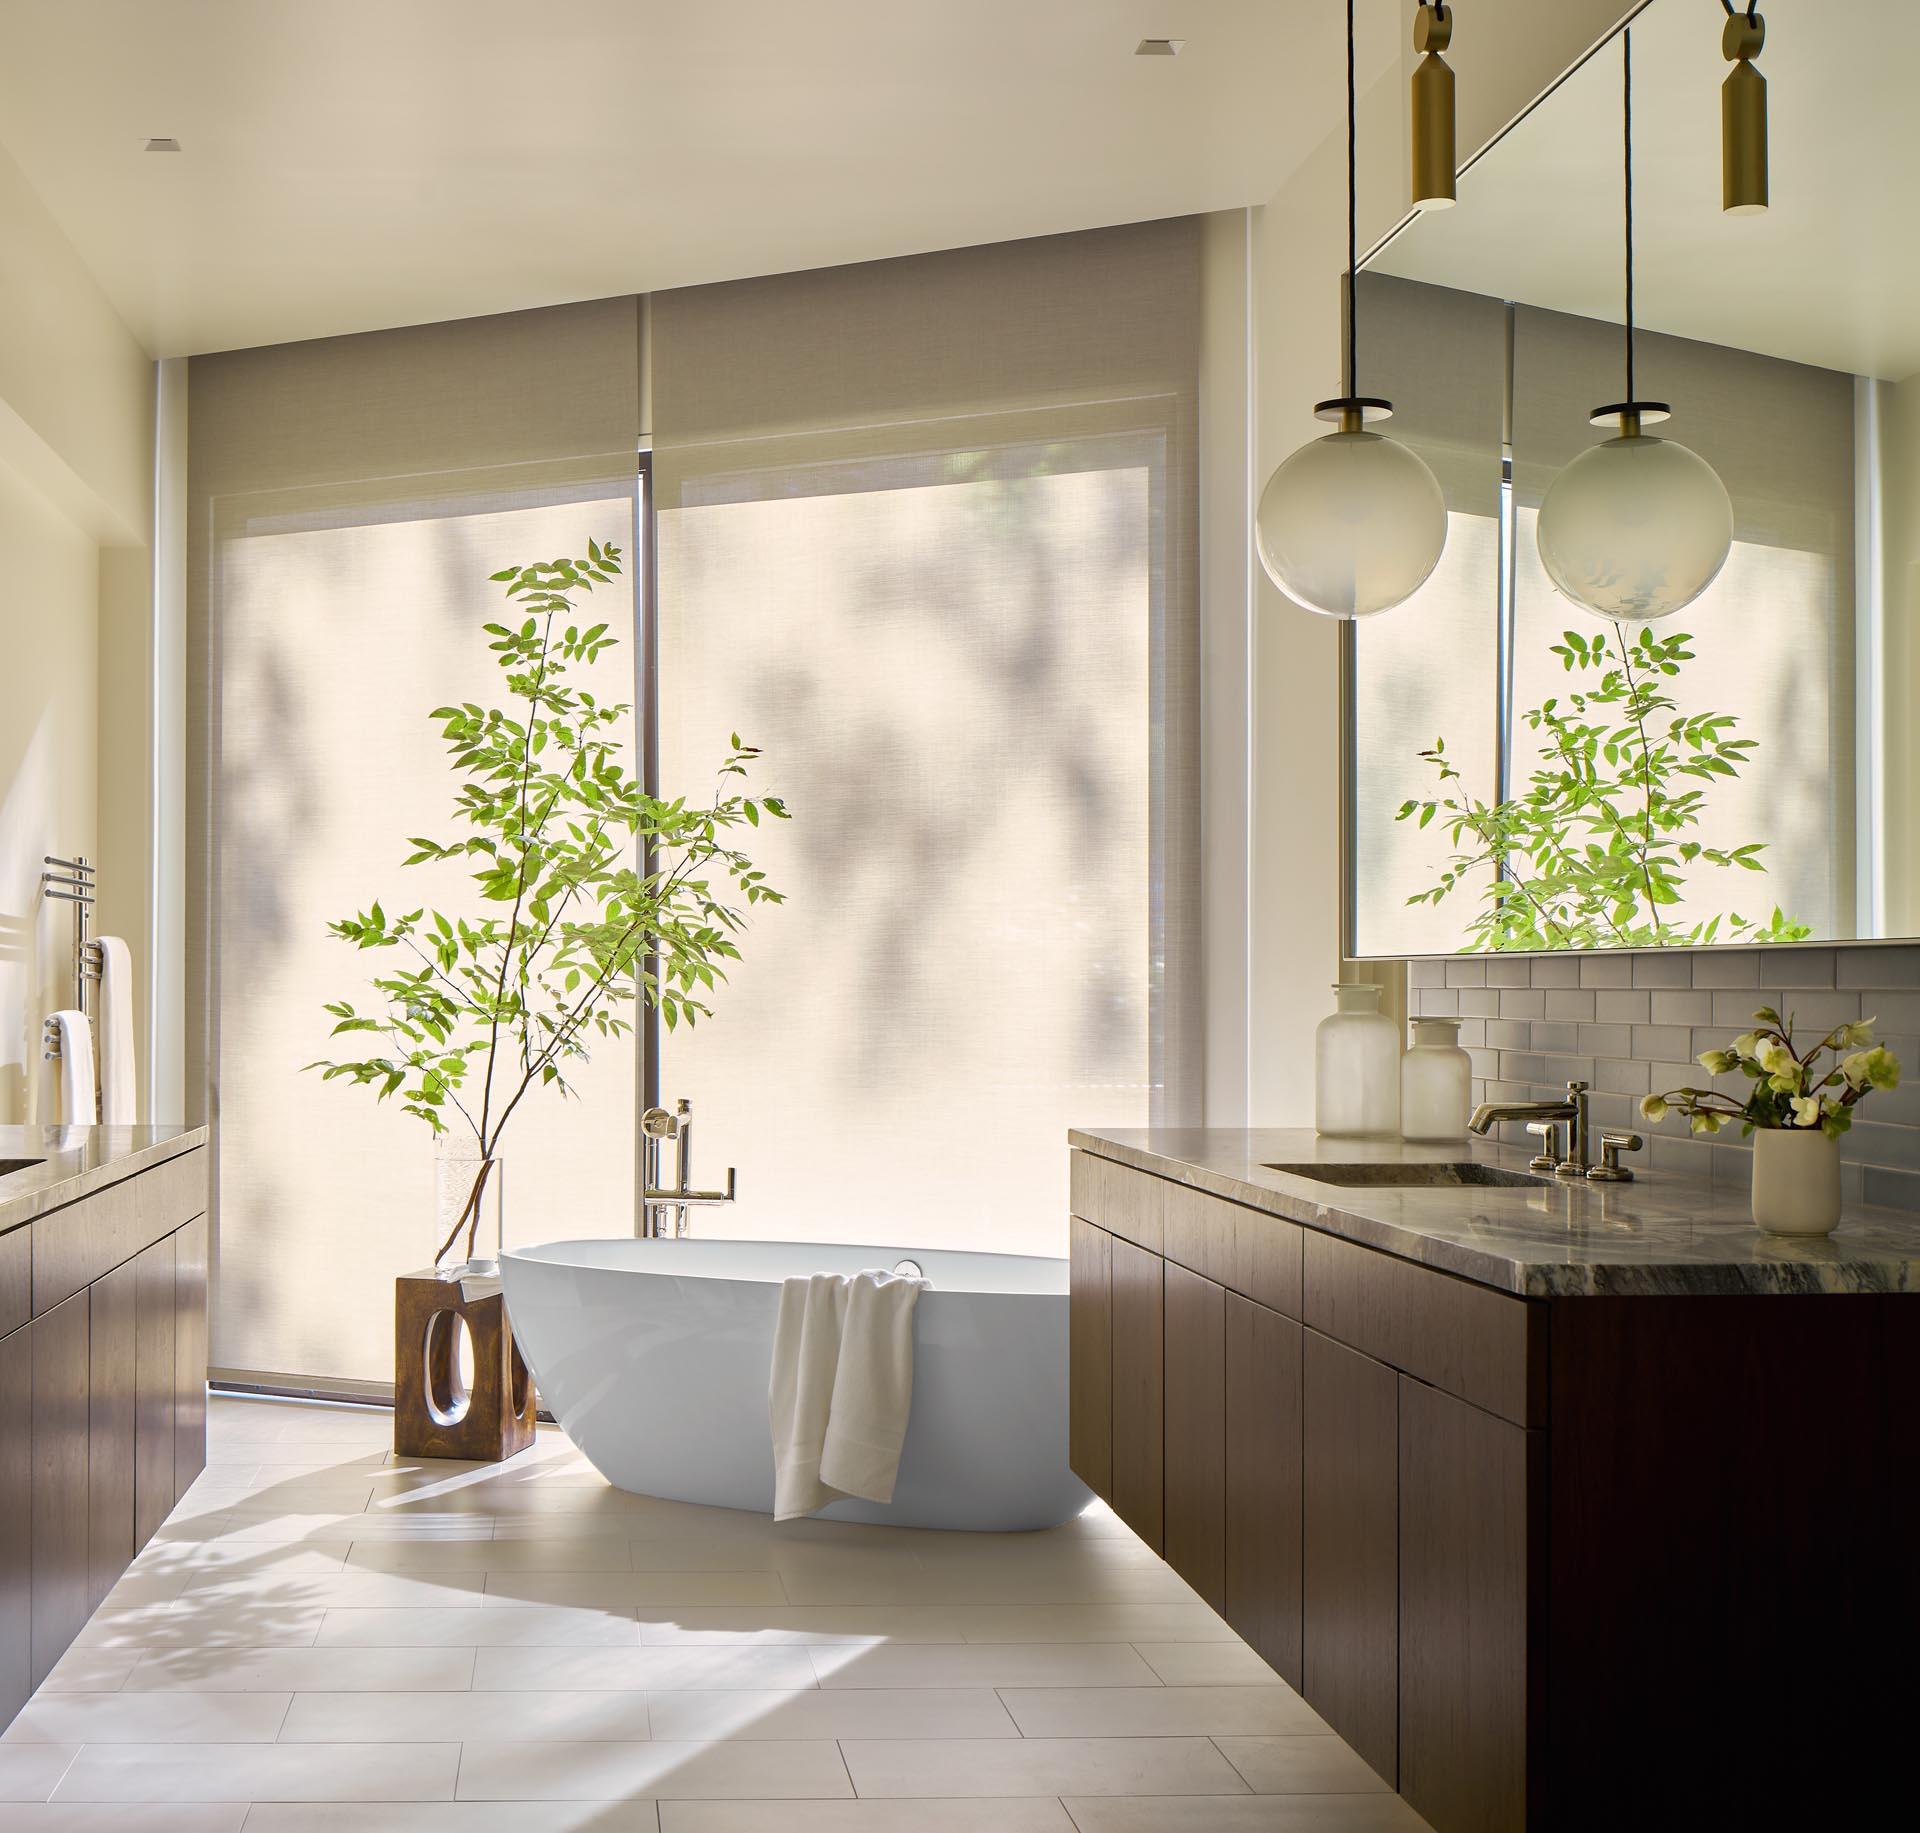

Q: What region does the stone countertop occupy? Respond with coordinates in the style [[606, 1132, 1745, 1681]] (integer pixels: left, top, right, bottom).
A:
[[1070, 1127, 1920, 1298], [0, 1124, 209, 1238]]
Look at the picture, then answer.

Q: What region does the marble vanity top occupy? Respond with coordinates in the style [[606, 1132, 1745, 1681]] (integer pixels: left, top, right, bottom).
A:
[[0, 1124, 208, 1237], [1071, 1126, 1920, 1298]]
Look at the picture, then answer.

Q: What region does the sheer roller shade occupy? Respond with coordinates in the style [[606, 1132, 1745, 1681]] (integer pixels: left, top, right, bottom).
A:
[[1512, 306, 1856, 940], [1350, 274, 1507, 958], [651, 220, 1201, 1258], [188, 299, 643, 1390]]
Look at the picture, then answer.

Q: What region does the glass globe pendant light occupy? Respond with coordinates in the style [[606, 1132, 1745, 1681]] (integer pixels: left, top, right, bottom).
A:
[[1536, 28, 1733, 624], [1255, 0, 1446, 620]]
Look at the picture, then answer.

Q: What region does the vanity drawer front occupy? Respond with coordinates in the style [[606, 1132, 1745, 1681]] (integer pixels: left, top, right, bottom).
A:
[[1303, 1231, 1545, 1429], [1071, 1150, 1165, 1253], [31, 1149, 209, 1317], [0, 1229, 27, 1337], [1071, 1151, 1302, 1317]]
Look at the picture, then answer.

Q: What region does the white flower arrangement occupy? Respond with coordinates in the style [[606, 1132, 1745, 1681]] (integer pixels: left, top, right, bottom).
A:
[[1642, 1007, 1901, 1140]]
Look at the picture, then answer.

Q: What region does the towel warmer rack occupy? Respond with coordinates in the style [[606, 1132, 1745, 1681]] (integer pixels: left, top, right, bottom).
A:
[[40, 854, 103, 1082]]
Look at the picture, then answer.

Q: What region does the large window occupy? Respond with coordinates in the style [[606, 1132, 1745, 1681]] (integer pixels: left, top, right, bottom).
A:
[[207, 468, 640, 1389], [655, 434, 1167, 1258]]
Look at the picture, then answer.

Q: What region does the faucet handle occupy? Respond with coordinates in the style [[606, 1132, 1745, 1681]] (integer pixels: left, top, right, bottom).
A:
[[1524, 1119, 1565, 1173], [1588, 1129, 1644, 1183]]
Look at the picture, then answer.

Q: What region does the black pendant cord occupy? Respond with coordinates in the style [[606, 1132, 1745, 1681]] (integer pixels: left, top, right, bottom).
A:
[[1345, 0, 1358, 401], [1623, 26, 1635, 405]]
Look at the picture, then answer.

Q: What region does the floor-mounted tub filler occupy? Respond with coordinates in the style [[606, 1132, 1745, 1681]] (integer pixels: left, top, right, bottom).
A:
[[500, 1237, 1092, 1531]]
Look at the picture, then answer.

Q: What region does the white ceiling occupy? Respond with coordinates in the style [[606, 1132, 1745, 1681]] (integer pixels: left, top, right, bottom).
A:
[[0, 0, 1368, 358], [1374, 0, 1920, 383]]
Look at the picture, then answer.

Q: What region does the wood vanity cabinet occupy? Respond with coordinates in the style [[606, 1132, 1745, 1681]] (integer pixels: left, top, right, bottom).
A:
[[1069, 1143, 1917, 1832], [0, 1144, 209, 1726], [1069, 1145, 1537, 1833]]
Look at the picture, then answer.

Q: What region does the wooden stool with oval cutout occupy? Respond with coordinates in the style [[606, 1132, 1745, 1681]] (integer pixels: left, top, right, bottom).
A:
[[394, 1268, 535, 1461]]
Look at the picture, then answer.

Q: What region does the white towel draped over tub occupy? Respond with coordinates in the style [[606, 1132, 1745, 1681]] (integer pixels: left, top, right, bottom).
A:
[[49, 1009, 96, 1126], [769, 1268, 927, 1522], [96, 935, 137, 1124]]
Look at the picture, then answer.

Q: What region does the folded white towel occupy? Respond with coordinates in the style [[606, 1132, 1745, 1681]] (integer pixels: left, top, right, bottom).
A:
[[769, 1269, 926, 1522], [96, 936, 137, 1124], [50, 1009, 96, 1127]]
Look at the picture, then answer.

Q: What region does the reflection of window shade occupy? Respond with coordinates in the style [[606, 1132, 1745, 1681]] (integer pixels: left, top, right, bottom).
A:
[[1511, 306, 1856, 938], [650, 222, 1201, 1258], [186, 299, 644, 1390], [1350, 275, 1506, 958]]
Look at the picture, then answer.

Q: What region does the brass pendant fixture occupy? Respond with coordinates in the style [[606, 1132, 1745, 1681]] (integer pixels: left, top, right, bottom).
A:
[[1721, 2, 1768, 214], [1535, 27, 1734, 625], [1253, 0, 1447, 620], [1411, 3, 1456, 210]]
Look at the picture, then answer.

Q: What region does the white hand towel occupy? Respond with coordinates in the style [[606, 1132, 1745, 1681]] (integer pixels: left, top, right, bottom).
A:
[[818, 1272, 924, 1506], [50, 1009, 96, 1127], [769, 1269, 926, 1522], [96, 935, 137, 1124]]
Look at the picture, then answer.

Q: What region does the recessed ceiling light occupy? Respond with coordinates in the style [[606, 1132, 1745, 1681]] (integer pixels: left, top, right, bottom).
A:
[[144, 137, 181, 153], [1135, 39, 1186, 57]]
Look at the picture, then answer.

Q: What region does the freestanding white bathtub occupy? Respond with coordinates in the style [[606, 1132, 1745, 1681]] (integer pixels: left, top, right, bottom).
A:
[[499, 1236, 1093, 1531]]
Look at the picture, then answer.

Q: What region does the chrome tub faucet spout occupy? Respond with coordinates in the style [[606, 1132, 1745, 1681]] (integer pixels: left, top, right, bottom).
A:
[[640, 1097, 737, 1237]]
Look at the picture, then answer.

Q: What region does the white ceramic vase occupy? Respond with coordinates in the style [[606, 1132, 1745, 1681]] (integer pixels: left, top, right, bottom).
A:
[[1750, 1127, 1841, 1238], [1315, 983, 1401, 1140], [1401, 1017, 1472, 1143]]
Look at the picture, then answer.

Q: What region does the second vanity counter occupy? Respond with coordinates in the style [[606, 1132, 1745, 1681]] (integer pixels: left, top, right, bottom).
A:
[[1071, 1125, 1920, 1298], [1066, 1124, 1918, 1833]]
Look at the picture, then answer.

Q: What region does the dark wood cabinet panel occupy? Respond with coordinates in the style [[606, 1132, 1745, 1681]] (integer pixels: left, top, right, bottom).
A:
[[0, 1229, 28, 1337], [0, 1325, 30, 1726], [87, 1258, 138, 1612], [1162, 1263, 1226, 1611], [1072, 1149, 1166, 1254], [1225, 1293, 1303, 1689], [1400, 1378, 1540, 1833], [1068, 1219, 1112, 1501], [1108, 1234, 1164, 1553], [1303, 1326, 1399, 1787], [1303, 1230, 1545, 1428], [173, 1213, 209, 1499], [30, 1289, 91, 1688], [1071, 1149, 1301, 1315], [134, 1234, 178, 1548]]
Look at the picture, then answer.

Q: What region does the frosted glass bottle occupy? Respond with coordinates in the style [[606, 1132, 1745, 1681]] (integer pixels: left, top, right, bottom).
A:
[[1401, 1017, 1473, 1143], [1315, 984, 1402, 1139]]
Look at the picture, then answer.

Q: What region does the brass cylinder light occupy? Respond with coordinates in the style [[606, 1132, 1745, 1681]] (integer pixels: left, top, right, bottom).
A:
[[1722, 7, 1767, 214], [1411, 3, 1456, 210]]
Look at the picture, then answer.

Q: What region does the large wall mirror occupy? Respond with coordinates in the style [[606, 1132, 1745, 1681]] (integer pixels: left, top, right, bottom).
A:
[[1346, 0, 1914, 957]]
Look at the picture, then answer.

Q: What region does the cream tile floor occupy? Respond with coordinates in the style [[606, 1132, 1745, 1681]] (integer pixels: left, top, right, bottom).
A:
[[0, 1395, 1437, 1832]]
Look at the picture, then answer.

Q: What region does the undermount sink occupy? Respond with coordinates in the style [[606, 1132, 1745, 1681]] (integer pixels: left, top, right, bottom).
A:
[[0, 1158, 45, 1179], [1264, 1161, 1549, 1189]]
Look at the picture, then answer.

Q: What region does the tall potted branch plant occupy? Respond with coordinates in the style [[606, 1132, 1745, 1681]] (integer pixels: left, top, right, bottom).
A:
[[308, 540, 787, 1272]]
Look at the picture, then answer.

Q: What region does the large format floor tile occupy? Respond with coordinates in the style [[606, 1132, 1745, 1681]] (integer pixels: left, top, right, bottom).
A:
[[454, 1739, 854, 1801], [2, 1394, 1435, 1832], [839, 1736, 1248, 1798], [659, 1803, 1076, 1831], [51, 1742, 462, 1802], [997, 1685, 1327, 1738]]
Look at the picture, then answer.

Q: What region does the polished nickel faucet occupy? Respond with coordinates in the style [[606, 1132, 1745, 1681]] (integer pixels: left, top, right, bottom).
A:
[[1470, 1079, 1596, 1180], [640, 1097, 737, 1237]]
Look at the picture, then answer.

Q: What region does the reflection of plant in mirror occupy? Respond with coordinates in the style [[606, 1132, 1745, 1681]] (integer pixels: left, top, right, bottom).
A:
[[1398, 625, 1812, 951]]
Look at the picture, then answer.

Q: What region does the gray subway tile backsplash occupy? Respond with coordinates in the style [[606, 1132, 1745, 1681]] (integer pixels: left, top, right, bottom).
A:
[[1406, 943, 1920, 1213]]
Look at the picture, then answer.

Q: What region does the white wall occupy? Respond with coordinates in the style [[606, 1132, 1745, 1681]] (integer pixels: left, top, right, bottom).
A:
[[0, 138, 158, 1123], [1241, 0, 1636, 1123]]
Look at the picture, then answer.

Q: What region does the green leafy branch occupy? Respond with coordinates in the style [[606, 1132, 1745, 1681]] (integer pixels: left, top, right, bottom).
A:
[[1397, 625, 1811, 952], [305, 540, 789, 1262]]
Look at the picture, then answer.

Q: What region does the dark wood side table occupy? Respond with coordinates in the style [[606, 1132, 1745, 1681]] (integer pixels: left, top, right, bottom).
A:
[[393, 1267, 535, 1462]]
